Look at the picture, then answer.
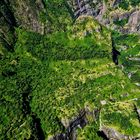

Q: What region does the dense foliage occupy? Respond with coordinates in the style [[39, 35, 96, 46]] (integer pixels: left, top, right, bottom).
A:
[[0, 0, 140, 139]]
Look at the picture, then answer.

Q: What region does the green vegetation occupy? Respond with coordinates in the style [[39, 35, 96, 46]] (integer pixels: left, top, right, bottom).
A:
[[42, 0, 72, 32], [102, 101, 140, 136], [77, 122, 102, 140], [0, 0, 140, 139], [113, 18, 128, 27], [130, 0, 140, 6], [119, 0, 129, 10], [112, 31, 140, 85], [118, 0, 140, 9], [1, 17, 140, 139]]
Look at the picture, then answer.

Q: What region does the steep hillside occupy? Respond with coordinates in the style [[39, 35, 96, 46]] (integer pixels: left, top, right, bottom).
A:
[[0, 0, 140, 140]]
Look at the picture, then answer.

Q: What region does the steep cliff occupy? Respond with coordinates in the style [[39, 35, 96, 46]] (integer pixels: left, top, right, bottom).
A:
[[67, 0, 140, 33], [9, 0, 45, 34], [0, 0, 140, 140], [0, 0, 17, 55]]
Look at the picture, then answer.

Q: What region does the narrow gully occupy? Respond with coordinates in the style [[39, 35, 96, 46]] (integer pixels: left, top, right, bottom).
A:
[[21, 83, 45, 140]]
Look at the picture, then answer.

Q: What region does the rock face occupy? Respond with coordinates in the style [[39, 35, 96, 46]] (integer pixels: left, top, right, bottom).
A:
[[100, 126, 131, 140], [128, 10, 140, 33], [9, 0, 45, 34], [67, 0, 103, 18], [51, 109, 88, 140], [0, 0, 17, 54], [1, 0, 139, 54], [0, 0, 46, 56], [67, 0, 94, 18], [67, 0, 140, 34], [100, 126, 140, 140]]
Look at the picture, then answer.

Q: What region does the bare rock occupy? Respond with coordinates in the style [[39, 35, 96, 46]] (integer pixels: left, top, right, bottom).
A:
[[100, 126, 132, 140], [128, 10, 140, 33], [0, 0, 16, 52], [51, 109, 88, 140], [67, 0, 140, 34], [137, 108, 140, 117], [61, 118, 70, 128], [9, 0, 46, 34]]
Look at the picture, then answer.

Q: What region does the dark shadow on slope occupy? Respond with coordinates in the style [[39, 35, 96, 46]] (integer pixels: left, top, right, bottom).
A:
[[112, 47, 121, 65], [27, 45, 110, 61], [19, 78, 45, 140], [97, 131, 109, 140], [2, 70, 16, 77], [0, 0, 17, 27], [29, 113, 45, 140], [0, 0, 17, 52], [111, 33, 121, 65], [134, 104, 140, 124], [22, 86, 32, 117]]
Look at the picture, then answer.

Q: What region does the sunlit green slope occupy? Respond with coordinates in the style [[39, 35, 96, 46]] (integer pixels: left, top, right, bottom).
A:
[[1, 15, 140, 139]]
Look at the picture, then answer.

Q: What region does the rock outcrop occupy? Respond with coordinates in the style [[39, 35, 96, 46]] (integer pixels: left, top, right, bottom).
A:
[[128, 10, 140, 33], [99, 126, 140, 140], [100, 126, 132, 140], [51, 109, 88, 140], [67, 0, 140, 34], [9, 0, 45, 34], [0, 0, 17, 54], [0, 0, 46, 56]]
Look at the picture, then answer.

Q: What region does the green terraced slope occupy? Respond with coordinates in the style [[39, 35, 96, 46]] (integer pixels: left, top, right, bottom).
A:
[[0, 0, 140, 139], [1, 16, 140, 139]]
